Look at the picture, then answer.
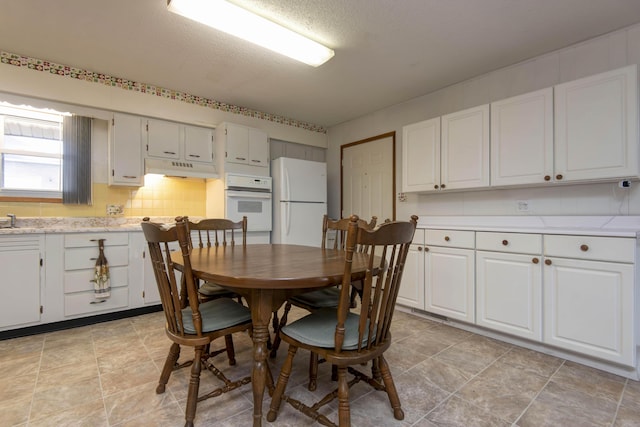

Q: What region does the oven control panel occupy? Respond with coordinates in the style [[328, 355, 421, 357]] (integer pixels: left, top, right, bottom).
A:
[[225, 173, 272, 192]]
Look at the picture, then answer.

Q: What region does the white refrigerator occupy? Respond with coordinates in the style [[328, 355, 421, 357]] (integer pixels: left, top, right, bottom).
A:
[[271, 157, 327, 246]]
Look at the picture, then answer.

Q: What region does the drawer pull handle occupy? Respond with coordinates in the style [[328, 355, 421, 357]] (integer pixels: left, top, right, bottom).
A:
[[163, 151, 176, 155], [444, 236, 450, 242], [556, 174, 563, 180], [90, 299, 107, 304], [90, 257, 97, 261], [544, 175, 551, 181], [532, 257, 539, 264], [89, 239, 106, 242], [417, 246, 423, 252], [434, 185, 439, 189], [440, 184, 446, 189], [235, 157, 246, 161], [545, 259, 552, 265], [122, 175, 137, 179], [424, 247, 430, 252], [580, 244, 589, 252], [502, 240, 508, 246], [188, 154, 201, 158]]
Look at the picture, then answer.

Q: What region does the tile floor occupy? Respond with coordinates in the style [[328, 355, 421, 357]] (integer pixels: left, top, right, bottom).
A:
[[1, 307, 640, 426]]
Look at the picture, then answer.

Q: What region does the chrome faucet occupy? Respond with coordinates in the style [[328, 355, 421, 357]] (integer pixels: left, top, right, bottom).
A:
[[7, 213, 16, 228]]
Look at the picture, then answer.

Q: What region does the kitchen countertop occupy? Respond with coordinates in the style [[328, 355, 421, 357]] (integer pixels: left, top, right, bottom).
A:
[[0, 216, 188, 235], [417, 215, 640, 237]]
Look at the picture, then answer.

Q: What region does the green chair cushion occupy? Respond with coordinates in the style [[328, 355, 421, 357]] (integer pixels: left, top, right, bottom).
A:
[[198, 281, 236, 297], [290, 287, 341, 308], [181, 298, 251, 334], [281, 307, 373, 350]]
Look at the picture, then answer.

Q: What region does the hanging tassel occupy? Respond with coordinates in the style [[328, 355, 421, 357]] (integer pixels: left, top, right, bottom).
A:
[[92, 238, 111, 299]]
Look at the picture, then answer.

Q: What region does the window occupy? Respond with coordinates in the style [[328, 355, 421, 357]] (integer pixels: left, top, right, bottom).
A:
[[0, 103, 65, 199]]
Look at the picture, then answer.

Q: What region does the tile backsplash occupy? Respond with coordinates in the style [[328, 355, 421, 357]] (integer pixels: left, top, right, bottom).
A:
[[0, 176, 207, 218]]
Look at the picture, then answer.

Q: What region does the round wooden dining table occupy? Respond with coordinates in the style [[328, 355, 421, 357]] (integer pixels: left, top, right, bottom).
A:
[[171, 243, 369, 427]]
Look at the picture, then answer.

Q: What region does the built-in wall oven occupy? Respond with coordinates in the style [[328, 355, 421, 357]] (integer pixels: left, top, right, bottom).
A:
[[224, 173, 272, 232]]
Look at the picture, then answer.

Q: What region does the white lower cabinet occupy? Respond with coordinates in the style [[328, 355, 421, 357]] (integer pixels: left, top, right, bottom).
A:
[[397, 229, 425, 309], [475, 232, 543, 341], [424, 230, 475, 322], [0, 235, 44, 330], [543, 235, 635, 366]]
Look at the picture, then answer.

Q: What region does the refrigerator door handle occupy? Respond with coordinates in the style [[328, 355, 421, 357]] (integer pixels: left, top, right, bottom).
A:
[[284, 201, 291, 236], [284, 168, 291, 201]]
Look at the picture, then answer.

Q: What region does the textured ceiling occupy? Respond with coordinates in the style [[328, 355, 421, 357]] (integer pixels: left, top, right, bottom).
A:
[[1, 0, 640, 128]]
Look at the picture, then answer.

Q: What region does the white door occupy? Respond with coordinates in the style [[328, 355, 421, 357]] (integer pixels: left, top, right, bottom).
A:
[[342, 133, 395, 222], [277, 201, 326, 247]]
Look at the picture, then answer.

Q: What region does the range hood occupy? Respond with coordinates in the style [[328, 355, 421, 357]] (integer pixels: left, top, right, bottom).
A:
[[144, 158, 219, 179]]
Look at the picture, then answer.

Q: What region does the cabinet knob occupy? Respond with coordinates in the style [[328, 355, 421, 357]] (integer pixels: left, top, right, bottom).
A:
[[424, 247, 430, 252], [544, 175, 551, 181], [502, 240, 508, 246], [418, 246, 423, 252], [532, 257, 539, 264], [556, 174, 563, 180], [580, 244, 589, 252], [444, 236, 450, 242], [434, 185, 439, 189], [545, 259, 552, 265], [440, 184, 446, 189]]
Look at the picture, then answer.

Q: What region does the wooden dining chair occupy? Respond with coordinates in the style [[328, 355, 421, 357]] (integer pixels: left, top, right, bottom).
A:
[[142, 216, 252, 427], [270, 214, 377, 391], [268, 214, 418, 427]]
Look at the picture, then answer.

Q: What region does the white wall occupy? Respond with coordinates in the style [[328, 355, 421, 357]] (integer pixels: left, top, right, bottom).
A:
[[327, 23, 640, 221]]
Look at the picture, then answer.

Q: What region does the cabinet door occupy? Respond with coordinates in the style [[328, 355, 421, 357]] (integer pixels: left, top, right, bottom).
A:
[[0, 240, 41, 329], [146, 119, 180, 159], [109, 113, 143, 186], [225, 123, 249, 164], [425, 246, 475, 322], [554, 65, 638, 182], [543, 257, 634, 366], [476, 251, 542, 340], [248, 128, 269, 167], [402, 117, 441, 192], [184, 125, 214, 163], [491, 88, 554, 186], [441, 104, 490, 190], [396, 244, 425, 309]]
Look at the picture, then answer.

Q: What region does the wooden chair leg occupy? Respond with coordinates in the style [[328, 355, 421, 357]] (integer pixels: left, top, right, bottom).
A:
[[337, 366, 351, 427], [157, 342, 180, 394], [308, 352, 319, 391], [378, 356, 404, 420], [184, 346, 204, 427], [270, 302, 292, 358], [224, 334, 236, 365], [267, 345, 298, 422]]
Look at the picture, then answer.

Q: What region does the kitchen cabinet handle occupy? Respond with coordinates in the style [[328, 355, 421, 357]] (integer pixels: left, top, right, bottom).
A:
[[188, 154, 201, 158], [440, 184, 446, 189], [417, 246, 423, 251], [434, 185, 439, 189], [556, 174, 563, 180], [251, 159, 262, 163], [532, 257, 539, 264], [580, 244, 589, 252], [544, 175, 551, 181], [89, 239, 106, 242], [235, 157, 246, 161], [123, 175, 137, 179], [444, 236, 450, 242], [90, 299, 107, 305], [502, 240, 509, 246], [545, 259, 552, 265], [163, 151, 176, 155], [424, 247, 430, 252], [90, 257, 97, 261]]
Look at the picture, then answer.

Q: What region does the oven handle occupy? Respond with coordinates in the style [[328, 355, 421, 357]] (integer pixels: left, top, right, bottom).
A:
[[226, 190, 272, 199]]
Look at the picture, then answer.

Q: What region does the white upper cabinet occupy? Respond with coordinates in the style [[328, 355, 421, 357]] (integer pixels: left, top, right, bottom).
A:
[[248, 127, 269, 167], [554, 65, 638, 182], [402, 117, 440, 192], [441, 104, 490, 190], [183, 125, 214, 163], [217, 122, 269, 175], [490, 88, 554, 186], [109, 113, 143, 187], [146, 119, 180, 159]]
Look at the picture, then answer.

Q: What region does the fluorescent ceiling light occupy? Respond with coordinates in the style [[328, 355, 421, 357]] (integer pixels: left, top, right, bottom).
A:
[[167, 0, 335, 67]]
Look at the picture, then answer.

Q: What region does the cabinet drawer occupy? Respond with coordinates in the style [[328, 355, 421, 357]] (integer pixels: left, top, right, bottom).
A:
[[65, 246, 129, 270], [64, 287, 129, 317], [476, 232, 542, 254], [544, 235, 635, 263], [64, 233, 129, 248], [426, 229, 474, 249], [64, 266, 128, 293]]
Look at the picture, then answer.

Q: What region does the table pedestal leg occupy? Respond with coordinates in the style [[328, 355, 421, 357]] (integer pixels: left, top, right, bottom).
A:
[[249, 290, 274, 427]]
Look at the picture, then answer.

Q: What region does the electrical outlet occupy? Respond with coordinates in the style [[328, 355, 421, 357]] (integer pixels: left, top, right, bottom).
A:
[[516, 200, 530, 212], [107, 204, 124, 216]]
